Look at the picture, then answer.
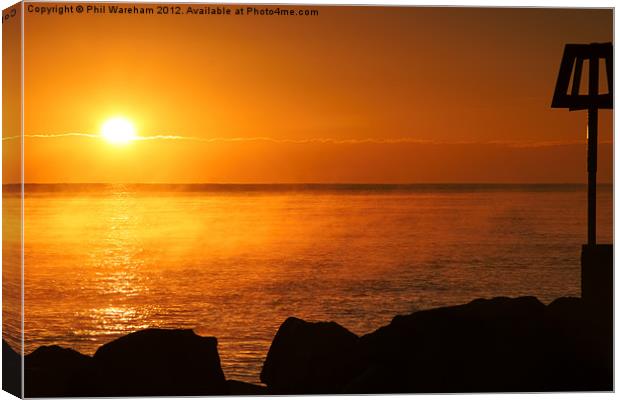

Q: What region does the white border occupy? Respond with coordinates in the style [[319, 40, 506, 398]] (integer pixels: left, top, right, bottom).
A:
[[0, 1, 616, 400]]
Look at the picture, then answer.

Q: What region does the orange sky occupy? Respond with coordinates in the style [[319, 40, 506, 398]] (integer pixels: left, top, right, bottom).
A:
[[4, 4, 614, 183]]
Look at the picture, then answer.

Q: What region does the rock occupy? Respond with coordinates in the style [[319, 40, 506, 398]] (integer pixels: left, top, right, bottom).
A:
[[341, 363, 400, 394], [2, 340, 21, 398], [25, 345, 94, 397], [260, 317, 362, 394], [227, 379, 268, 395], [93, 328, 228, 396], [15, 294, 613, 395], [354, 296, 548, 392], [542, 297, 612, 391]]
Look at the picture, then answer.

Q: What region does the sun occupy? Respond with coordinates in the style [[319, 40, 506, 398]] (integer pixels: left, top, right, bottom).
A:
[[101, 117, 137, 144]]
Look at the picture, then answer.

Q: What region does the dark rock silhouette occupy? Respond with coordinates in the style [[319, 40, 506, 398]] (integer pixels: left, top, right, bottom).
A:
[[19, 296, 612, 396], [22, 329, 228, 397], [25, 345, 94, 397], [2, 340, 21, 398], [260, 317, 363, 394], [542, 296, 612, 390], [93, 328, 227, 396], [349, 296, 549, 392], [343, 296, 611, 393]]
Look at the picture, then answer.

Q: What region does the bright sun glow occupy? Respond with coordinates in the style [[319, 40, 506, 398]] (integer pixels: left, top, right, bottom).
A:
[[101, 117, 137, 144]]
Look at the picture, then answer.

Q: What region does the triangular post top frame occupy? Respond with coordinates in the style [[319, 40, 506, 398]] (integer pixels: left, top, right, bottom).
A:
[[551, 42, 613, 111]]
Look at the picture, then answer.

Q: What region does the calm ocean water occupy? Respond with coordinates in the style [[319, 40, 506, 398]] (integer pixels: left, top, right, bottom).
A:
[[3, 184, 613, 383]]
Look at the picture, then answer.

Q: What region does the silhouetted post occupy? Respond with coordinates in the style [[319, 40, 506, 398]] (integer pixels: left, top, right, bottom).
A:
[[551, 42, 612, 318], [551, 42, 611, 243], [586, 49, 599, 245], [587, 107, 597, 245]]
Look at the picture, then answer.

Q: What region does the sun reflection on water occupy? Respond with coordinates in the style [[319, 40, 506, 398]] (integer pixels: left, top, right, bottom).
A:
[[21, 185, 614, 384], [61, 186, 156, 343], [92, 186, 149, 296]]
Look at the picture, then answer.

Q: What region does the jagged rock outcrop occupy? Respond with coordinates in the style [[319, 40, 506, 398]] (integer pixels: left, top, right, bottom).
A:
[[20, 296, 612, 396], [349, 296, 548, 392], [260, 317, 363, 393], [541, 296, 612, 390], [93, 328, 228, 396], [345, 296, 611, 393], [23, 328, 228, 397], [260, 296, 612, 394], [25, 345, 94, 397]]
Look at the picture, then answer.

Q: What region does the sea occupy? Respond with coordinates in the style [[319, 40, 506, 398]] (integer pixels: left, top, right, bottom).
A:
[[2, 183, 613, 383]]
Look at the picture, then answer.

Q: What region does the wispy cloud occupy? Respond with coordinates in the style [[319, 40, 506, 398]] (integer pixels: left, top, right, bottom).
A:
[[1, 132, 611, 148], [2, 133, 436, 144], [3, 133, 100, 141]]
